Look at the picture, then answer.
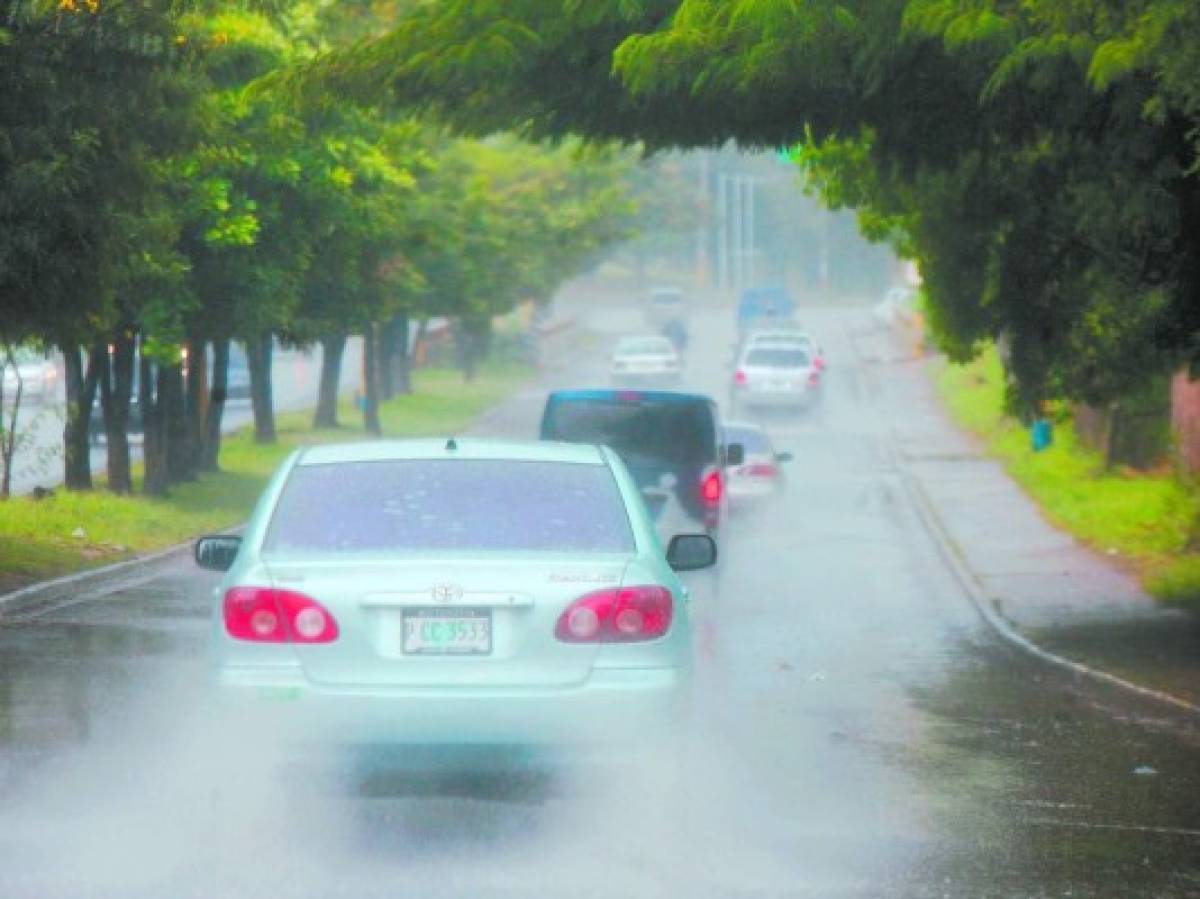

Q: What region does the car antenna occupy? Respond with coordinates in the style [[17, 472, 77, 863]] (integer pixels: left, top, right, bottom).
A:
[[445, 437, 458, 452]]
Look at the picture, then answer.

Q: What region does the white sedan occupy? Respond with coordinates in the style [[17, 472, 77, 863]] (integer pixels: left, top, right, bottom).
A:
[[195, 438, 715, 750], [731, 342, 821, 413], [610, 334, 683, 386], [723, 421, 792, 505]]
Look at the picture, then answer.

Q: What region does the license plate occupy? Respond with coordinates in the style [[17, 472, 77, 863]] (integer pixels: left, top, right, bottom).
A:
[[402, 609, 492, 655]]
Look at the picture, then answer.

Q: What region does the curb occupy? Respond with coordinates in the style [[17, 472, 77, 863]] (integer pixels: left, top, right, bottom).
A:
[[899, 464, 1200, 717], [0, 539, 195, 617], [846, 317, 1200, 719]]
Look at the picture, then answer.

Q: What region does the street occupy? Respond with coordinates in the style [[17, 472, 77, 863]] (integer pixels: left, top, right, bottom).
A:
[[0, 303, 1197, 898]]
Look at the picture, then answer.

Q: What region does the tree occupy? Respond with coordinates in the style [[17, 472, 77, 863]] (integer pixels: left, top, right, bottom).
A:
[[292, 0, 1200, 410], [0, 0, 203, 491]]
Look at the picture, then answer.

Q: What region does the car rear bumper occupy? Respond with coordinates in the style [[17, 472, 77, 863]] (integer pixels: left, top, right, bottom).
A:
[[212, 664, 688, 747]]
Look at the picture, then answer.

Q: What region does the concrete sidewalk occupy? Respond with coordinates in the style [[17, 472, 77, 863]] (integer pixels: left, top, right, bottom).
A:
[[855, 323, 1200, 711]]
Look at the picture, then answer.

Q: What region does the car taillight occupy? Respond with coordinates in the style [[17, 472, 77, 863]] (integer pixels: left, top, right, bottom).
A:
[[747, 463, 778, 478], [555, 586, 673, 643], [733, 370, 747, 386], [223, 587, 339, 643], [701, 470, 722, 505], [808, 370, 821, 386]]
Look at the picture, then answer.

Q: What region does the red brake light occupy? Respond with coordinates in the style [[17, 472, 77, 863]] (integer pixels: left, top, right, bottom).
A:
[[733, 370, 747, 386], [701, 470, 722, 505], [555, 586, 673, 643], [747, 463, 778, 478], [223, 587, 339, 643]]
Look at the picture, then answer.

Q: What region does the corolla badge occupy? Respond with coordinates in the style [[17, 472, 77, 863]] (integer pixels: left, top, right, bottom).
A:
[[431, 582, 464, 604]]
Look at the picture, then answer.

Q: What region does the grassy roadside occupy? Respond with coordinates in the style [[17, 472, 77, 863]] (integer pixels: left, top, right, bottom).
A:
[[934, 348, 1200, 611], [0, 361, 534, 594]]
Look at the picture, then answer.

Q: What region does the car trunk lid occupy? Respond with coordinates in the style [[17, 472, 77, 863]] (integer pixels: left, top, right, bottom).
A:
[[263, 555, 629, 688]]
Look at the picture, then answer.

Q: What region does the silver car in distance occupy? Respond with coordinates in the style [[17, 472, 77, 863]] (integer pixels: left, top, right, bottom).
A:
[[195, 438, 715, 751]]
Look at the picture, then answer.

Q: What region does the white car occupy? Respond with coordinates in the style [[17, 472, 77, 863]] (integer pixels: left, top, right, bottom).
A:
[[731, 342, 821, 413], [2, 347, 59, 404], [610, 334, 683, 385], [195, 438, 716, 750], [723, 421, 792, 505], [741, 329, 826, 371]]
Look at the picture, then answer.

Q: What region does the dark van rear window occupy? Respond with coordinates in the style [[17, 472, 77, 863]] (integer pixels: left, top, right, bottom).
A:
[[542, 397, 717, 472]]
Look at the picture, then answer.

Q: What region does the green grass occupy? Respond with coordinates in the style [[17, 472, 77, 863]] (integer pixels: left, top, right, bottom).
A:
[[0, 361, 533, 592], [935, 348, 1200, 611]]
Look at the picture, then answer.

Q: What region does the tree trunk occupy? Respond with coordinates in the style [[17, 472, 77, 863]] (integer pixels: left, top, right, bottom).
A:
[[165, 361, 190, 483], [457, 319, 489, 383], [63, 343, 104, 491], [391, 313, 412, 395], [182, 335, 208, 479], [140, 346, 169, 497], [0, 345, 22, 499], [456, 321, 478, 383], [246, 333, 276, 444], [362, 324, 382, 436], [313, 333, 346, 429], [202, 338, 229, 472], [103, 331, 135, 494], [378, 318, 397, 402]]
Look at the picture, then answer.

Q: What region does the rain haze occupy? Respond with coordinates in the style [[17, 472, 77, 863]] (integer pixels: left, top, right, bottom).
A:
[[1, 4, 1198, 899]]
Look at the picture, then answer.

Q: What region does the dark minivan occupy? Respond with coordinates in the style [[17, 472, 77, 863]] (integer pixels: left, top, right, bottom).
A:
[[540, 389, 743, 544]]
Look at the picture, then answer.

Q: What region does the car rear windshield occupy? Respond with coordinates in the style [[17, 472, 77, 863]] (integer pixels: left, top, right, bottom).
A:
[[263, 459, 635, 554], [746, 348, 810, 368], [542, 397, 718, 473]]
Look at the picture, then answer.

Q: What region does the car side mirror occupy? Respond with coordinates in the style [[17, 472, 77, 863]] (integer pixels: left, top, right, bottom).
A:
[[775, 451, 794, 463], [666, 534, 718, 572], [725, 443, 745, 467], [195, 535, 241, 572]]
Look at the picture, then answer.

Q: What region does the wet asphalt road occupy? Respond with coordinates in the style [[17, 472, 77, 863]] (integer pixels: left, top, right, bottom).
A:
[[0, 303, 1197, 898]]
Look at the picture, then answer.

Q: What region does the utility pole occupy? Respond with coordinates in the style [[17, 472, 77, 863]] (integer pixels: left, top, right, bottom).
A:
[[695, 153, 710, 288], [744, 177, 756, 288], [716, 172, 729, 292], [731, 174, 744, 294]]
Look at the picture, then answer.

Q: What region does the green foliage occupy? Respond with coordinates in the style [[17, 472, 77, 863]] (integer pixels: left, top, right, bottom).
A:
[[938, 347, 1200, 607], [1147, 555, 1200, 611], [0, 0, 201, 347], [0, 0, 642, 496], [293, 0, 1200, 414]]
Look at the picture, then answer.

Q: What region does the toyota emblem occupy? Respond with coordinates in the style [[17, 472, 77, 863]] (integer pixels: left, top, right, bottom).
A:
[[431, 582, 463, 604]]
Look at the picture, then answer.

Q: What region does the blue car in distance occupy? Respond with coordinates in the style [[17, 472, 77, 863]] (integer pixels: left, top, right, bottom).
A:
[[737, 286, 795, 334]]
